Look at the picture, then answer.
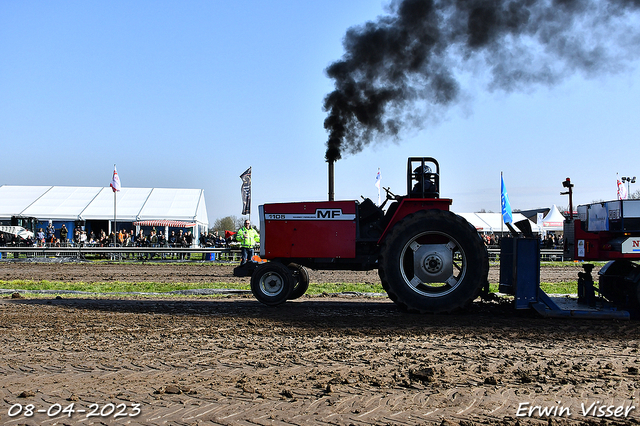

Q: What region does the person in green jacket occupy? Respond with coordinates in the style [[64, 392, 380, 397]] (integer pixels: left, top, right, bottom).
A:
[[237, 219, 260, 265]]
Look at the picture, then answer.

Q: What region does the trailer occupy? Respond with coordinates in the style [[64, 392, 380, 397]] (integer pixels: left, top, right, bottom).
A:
[[492, 184, 636, 319]]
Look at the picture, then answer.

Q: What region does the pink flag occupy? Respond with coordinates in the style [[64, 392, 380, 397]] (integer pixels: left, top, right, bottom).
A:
[[110, 165, 121, 192]]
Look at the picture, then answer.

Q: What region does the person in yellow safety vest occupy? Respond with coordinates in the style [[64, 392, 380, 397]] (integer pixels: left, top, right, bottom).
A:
[[237, 219, 260, 265]]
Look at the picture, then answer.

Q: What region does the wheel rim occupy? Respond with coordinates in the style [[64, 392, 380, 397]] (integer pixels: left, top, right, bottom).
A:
[[399, 230, 466, 298], [259, 271, 286, 297]]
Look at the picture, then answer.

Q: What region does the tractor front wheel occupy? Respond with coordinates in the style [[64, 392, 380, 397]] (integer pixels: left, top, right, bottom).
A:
[[251, 262, 293, 306], [379, 210, 488, 314], [288, 263, 310, 300]]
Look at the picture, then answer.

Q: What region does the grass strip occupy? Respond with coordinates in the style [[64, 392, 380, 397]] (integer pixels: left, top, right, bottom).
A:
[[0, 280, 385, 296], [489, 282, 578, 295], [1, 279, 578, 297]]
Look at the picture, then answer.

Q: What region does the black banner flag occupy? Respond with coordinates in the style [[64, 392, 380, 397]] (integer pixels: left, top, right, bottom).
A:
[[240, 167, 251, 215]]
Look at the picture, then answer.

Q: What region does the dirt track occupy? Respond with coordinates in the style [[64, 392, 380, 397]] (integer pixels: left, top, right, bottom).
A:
[[2, 261, 640, 425], [0, 260, 594, 285]]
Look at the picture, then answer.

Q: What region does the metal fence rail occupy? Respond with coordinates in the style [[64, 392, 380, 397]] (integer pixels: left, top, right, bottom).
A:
[[0, 246, 566, 262], [487, 248, 565, 261], [0, 246, 242, 261]]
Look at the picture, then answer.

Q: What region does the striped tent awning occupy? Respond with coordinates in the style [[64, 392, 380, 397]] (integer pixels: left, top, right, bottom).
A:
[[133, 220, 196, 228]]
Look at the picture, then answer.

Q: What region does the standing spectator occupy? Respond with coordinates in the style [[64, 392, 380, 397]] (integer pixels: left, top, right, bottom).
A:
[[122, 230, 131, 259], [184, 230, 193, 260], [149, 229, 158, 259], [176, 230, 186, 260], [45, 221, 55, 245], [544, 234, 554, 249], [168, 230, 177, 259], [59, 224, 68, 246], [158, 231, 167, 260], [137, 230, 147, 259], [236, 220, 260, 265], [127, 229, 135, 259], [211, 231, 222, 247], [74, 224, 82, 246], [36, 228, 46, 247]]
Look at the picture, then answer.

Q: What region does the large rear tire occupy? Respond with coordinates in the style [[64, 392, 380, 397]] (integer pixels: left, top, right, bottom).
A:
[[379, 210, 488, 314], [250, 262, 293, 306]]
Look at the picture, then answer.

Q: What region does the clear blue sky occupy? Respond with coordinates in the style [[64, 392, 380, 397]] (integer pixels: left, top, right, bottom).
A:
[[2, 1, 639, 226]]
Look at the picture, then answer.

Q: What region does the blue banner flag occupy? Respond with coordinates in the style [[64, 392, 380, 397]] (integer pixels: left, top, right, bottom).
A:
[[501, 173, 513, 224]]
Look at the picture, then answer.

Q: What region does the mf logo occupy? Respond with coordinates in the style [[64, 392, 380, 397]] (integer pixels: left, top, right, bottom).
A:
[[316, 209, 342, 219]]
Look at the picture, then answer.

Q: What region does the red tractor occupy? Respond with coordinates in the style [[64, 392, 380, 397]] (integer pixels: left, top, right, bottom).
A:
[[250, 157, 489, 313]]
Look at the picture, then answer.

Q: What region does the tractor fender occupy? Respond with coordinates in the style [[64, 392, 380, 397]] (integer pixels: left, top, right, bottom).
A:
[[378, 198, 453, 245]]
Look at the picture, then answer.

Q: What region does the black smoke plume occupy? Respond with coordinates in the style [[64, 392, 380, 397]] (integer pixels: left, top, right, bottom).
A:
[[324, 0, 640, 162]]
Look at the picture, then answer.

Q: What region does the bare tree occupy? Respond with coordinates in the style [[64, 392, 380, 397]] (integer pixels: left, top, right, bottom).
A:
[[211, 216, 245, 234]]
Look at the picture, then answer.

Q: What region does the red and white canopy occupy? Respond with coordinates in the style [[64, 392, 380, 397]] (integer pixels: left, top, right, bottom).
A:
[[133, 220, 196, 228]]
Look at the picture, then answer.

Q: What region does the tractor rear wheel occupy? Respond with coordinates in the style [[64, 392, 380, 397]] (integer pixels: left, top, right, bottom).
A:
[[251, 262, 294, 306], [379, 210, 488, 314], [288, 263, 310, 300]]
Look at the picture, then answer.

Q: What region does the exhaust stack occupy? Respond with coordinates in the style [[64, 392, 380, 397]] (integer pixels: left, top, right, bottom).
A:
[[328, 160, 335, 201]]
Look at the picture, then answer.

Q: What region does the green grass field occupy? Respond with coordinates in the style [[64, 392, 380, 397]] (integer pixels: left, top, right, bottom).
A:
[[1, 257, 595, 297], [0, 279, 578, 297]]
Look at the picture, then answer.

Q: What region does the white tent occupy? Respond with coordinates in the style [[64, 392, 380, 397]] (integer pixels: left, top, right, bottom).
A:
[[81, 187, 156, 221], [0, 185, 208, 229], [541, 204, 565, 232], [455, 212, 541, 234], [457, 213, 489, 231], [0, 186, 51, 218], [20, 186, 106, 220]]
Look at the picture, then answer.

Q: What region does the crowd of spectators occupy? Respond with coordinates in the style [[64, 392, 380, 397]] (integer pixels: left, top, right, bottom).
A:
[[543, 233, 564, 249], [482, 233, 501, 248], [0, 225, 197, 250], [0, 232, 29, 247], [1, 226, 567, 252], [198, 231, 229, 248], [481, 232, 564, 249]]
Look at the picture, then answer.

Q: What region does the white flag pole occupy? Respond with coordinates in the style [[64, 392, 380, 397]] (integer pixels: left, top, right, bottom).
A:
[[500, 172, 503, 236], [378, 168, 381, 206], [375, 168, 381, 206], [113, 164, 117, 248]]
